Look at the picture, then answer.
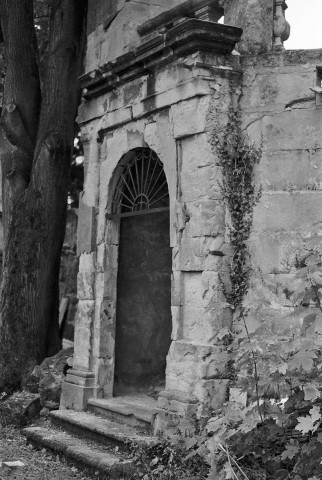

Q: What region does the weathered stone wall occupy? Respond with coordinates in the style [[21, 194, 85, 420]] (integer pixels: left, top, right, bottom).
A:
[[222, 0, 275, 54], [62, 0, 322, 423], [240, 49, 322, 332], [86, 0, 187, 71], [70, 45, 242, 416]]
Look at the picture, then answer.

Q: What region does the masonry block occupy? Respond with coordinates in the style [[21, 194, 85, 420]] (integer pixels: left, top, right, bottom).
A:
[[171, 306, 182, 341], [77, 271, 96, 300], [166, 341, 229, 394], [194, 379, 230, 415], [253, 192, 322, 234], [77, 196, 96, 256], [73, 326, 93, 371], [171, 96, 210, 139], [245, 109, 322, 152], [258, 149, 322, 192]]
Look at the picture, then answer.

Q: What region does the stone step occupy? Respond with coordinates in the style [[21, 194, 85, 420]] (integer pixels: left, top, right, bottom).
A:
[[22, 426, 134, 479], [50, 409, 156, 450], [87, 395, 157, 433]]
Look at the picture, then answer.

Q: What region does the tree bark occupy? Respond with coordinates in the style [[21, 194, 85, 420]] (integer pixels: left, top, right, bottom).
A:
[[0, 0, 87, 391]]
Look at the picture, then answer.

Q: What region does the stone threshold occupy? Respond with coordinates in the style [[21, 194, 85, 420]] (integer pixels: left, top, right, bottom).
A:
[[87, 395, 157, 432], [50, 410, 156, 448]]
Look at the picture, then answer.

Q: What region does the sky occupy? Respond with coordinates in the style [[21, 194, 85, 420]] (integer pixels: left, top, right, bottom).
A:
[[284, 0, 322, 50]]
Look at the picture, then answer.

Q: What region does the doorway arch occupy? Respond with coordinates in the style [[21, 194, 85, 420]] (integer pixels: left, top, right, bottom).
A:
[[110, 148, 172, 396]]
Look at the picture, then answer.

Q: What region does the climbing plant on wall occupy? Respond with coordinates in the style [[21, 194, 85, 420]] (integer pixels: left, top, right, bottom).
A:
[[217, 114, 262, 313]]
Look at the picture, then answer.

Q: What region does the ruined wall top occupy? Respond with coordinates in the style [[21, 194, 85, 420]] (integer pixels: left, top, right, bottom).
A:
[[87, 0, 191, 35], [84, 0, 240, 75], [86, 0, 188, 68], [81, 1, 242, 101], [221, 0, 290, 54], [86, 0, 290, 72]]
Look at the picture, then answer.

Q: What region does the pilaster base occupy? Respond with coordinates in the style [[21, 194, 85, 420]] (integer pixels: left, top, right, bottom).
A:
[[60, 369, 96, 411]]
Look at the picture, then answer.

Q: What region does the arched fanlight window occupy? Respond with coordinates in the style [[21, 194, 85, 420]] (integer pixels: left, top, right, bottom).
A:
[[109, 148, 169, 218]]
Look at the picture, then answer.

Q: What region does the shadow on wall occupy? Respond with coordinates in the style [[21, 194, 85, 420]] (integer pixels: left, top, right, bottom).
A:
[[59, 209, 79, 347]]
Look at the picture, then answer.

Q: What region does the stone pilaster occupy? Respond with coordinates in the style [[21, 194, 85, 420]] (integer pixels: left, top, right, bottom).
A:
[[221, 0, 275, 54]]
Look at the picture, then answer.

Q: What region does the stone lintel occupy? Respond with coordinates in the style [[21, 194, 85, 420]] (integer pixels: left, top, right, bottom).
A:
[[80, 20, 242, 101]]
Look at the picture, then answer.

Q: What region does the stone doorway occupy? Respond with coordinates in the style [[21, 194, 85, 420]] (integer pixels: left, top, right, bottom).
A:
[[112, 148, 172, 397]]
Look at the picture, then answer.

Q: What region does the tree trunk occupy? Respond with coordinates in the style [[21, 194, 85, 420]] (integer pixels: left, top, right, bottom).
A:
[[0, 0, 87, 392]]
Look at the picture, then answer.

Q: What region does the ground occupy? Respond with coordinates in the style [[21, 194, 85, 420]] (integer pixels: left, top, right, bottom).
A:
[[0, 422, 105, 480]]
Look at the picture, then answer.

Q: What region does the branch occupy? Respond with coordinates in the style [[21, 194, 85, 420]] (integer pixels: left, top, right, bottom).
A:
[[219, 444, 250, 480], [241, 311, 264, 424]]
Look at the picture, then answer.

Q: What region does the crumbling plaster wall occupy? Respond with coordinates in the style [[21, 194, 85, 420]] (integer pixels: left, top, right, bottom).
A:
[[240, 49, 322, 332]]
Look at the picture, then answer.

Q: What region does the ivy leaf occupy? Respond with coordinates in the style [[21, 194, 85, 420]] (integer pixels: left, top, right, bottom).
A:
[[281, 443, 300, 460], [288, 350, 317, 372], [269, 359, 287, 375], [274, 412, 292, 428], [238, 412, 260, 434], [303, 383, 321, 402], [295, 406, 321, 434]]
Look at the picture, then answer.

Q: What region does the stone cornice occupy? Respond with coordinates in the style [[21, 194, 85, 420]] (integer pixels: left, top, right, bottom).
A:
[[137, 0, 224, 38], [80, 19, 242, 100]]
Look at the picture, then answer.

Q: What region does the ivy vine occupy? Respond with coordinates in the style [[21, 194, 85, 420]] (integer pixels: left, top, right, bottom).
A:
[[217, 114, 262, 312]]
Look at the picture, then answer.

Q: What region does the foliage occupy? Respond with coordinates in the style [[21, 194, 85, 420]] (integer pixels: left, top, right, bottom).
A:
[[201, 245, 322, 479], [201, 114, 322, 478], [128, 437, 209, 480], [144, 250, 322, 479], [217, 117, 262, 311]]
